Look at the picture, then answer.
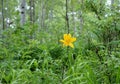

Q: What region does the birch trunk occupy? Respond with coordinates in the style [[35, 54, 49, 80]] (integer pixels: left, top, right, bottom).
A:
[[71, 0, 76, 35], [20, 0, 26, 26], [66, 0, 70, 33], [79, 0, 83, 36]]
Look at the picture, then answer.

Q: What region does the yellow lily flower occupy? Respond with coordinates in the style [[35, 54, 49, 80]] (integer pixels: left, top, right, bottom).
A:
[[60, 34, 76, 48]]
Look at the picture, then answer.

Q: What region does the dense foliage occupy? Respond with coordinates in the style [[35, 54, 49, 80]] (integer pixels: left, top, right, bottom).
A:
[[0, 0, 120, 84]]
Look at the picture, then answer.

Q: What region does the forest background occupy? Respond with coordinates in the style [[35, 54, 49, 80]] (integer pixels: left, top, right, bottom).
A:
[[0, 0, 120, 84]]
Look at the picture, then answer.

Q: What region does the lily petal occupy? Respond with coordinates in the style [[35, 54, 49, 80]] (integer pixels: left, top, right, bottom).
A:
[[64, 34, 68, 40], [60, 34, 76, 48], [69, 43, 74, 48], [60, 40, 65, 43], [71, 37, 76, 42], [68, 34, 71, 38]]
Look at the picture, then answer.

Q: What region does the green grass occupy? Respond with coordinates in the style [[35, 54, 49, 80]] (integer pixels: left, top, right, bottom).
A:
[[0, 26, 120, 84]]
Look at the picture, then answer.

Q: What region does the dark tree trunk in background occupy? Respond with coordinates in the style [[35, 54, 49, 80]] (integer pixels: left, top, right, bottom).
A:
[[29, 0, 35, 24]]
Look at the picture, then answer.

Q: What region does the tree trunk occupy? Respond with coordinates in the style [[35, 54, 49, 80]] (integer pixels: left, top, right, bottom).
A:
[[41, 0, 45, 29], [66, 0, 70, 33], [20, 0, 26, 26], [111, 0, 114, 9], [71, 0, 76, 35], [29, 0, 35, 24], [1, 0, 5, 30], [79, 0, 83, 36]]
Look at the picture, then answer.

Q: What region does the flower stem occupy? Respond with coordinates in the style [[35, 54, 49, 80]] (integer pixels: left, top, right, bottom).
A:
[[67, 47, 72, 68]]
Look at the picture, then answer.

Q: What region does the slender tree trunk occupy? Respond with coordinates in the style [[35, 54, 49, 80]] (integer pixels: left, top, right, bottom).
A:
[[29, 0, 33, 23], [20, 0, 26, 26], [29, 0, 35, 23], [66, 0, 70, 34], [79, 0, 83, 36], [38, 1, 41, 31], [41, 0, 45, 29], [111, 0, 114, 9], [71, 0, 76, 35], [1, 0, 5, 30], [108, 0, 115, 51]]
